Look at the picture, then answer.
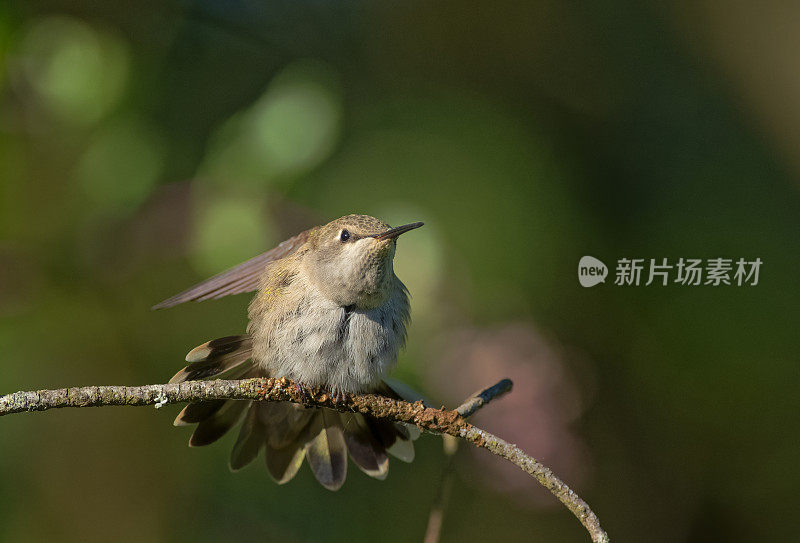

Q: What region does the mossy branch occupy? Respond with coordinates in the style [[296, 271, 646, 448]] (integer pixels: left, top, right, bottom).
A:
[[0, 377, 609, 543]]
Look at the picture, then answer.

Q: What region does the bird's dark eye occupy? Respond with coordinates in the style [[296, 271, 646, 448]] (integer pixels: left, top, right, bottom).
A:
[[339, 229, 351, 242]]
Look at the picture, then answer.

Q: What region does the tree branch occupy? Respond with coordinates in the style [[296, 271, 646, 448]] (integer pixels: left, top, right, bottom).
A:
[[0, 377, 609, 543], [424, 379, 512, 543], [455, 378, 513, 417]]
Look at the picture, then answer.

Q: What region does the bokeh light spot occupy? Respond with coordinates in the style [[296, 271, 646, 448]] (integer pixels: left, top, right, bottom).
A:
[[75, 117, 164, 211], [18, 16, 129, 124], [249, 61, 342, 175], [190, 195, 272, 277], [200, 60, 342, 188]]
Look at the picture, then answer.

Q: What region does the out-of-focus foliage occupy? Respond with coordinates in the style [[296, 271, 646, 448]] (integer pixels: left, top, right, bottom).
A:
[[1, 1, 799, 542], [17, 16, 129, 124]]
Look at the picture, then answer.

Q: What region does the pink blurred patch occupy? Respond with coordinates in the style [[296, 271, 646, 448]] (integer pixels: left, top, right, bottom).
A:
[[428, 322, 593, 507]]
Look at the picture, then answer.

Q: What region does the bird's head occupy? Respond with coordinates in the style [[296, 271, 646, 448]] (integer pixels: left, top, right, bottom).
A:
[[303, 214, 423, 309]]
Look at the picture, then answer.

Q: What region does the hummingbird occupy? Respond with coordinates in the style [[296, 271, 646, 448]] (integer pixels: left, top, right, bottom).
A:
[[154, 214, 424, 490]]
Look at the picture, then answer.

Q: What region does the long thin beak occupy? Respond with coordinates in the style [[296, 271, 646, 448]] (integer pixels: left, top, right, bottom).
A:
[[373, 222, 424, 241]]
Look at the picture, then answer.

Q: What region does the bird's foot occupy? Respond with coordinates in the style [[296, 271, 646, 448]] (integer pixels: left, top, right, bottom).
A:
[[332, 389, 351, 405], [296, 382, 315, 405]]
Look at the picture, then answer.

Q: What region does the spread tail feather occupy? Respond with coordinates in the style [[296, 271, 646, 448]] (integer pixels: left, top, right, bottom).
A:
[[341, 412, 389, 479], [229, 407, 266, 471], [189, 400, 249, 447], [169, 335, 253, 384], [303, 409, 348, 490], [171, 335, 419, 489], [265, 439, 306, 484]]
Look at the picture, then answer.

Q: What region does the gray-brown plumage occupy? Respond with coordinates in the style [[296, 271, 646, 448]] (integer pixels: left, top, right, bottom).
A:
[[158, 214, 424, 490]]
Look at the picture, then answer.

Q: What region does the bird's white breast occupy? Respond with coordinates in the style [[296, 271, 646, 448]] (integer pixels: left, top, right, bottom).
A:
[[251, 275, 409, 393]]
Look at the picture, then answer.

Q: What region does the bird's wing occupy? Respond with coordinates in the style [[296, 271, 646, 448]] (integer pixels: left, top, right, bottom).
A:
[[152, 228, 313, 310]]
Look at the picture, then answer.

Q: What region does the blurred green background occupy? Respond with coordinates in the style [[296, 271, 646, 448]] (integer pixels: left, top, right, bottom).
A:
[[1, 1, 799, 542]]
